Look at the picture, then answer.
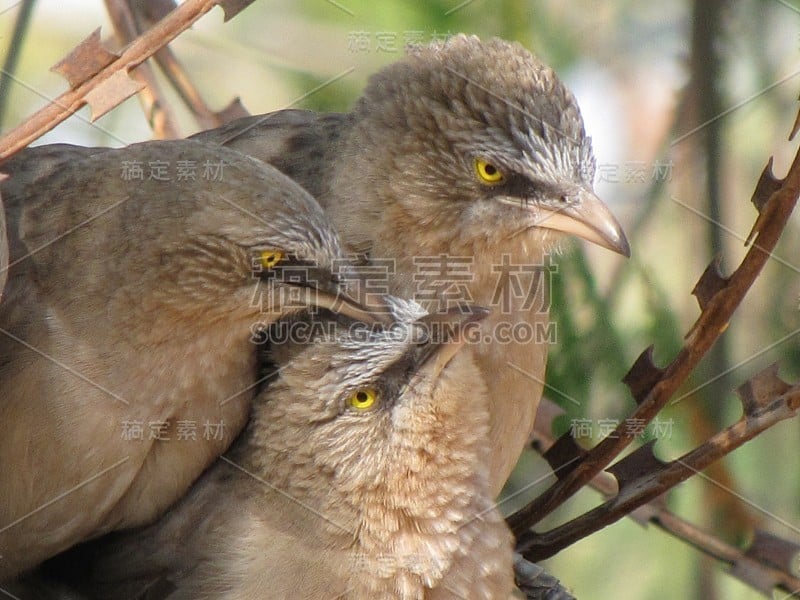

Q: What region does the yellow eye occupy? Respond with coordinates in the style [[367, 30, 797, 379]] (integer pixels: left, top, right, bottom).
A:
[[347, 388, 378, 411], [474, 158, 504, 184], [260, 250, 284, 270]]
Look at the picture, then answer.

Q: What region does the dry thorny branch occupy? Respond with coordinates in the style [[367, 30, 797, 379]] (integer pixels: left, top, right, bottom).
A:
[[103, 0, 248, 139], [508, 101, 800, 596], [103, 0, 182, 139], [0, 0, 254, 161], [1, 2, 799, 598], [528, 397, 800, 596]]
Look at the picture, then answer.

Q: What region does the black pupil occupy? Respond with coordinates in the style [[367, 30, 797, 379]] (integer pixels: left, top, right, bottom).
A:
[[356, 391, 368, 403], [484, 164, 497, 175]]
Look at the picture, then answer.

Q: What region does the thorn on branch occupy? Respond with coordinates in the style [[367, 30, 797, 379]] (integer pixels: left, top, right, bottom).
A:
[[105, 0, 182, 139], [131, 0, 251, 131], [605, 440, 664, 491], [50, 29, 118, 89], [0, 0, 248, 161], [217, 0, 256, 22], [83, 69, 145, 121], [691, 256, 728, 312], [735, 363, 791, 416], [745, 157, 784, 244], [508, 100, 800, 535], [746, 529, 800, 575], [622, 345, 664, 404], [523, 398, 800, 597], [517, 369, 800, 562], [542, 433, 587, 481]]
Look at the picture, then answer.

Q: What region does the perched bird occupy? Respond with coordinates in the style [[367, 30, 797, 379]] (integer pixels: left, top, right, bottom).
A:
[[193, 35, 630, 496], [0, 139, 376, 580], [54, 301, 514, 600]]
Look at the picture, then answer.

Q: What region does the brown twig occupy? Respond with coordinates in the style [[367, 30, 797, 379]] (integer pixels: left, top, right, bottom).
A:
[[656, 517, 800, 596], [0, 0, 254, 162], [132, 0, 248, 130], [152, 43, 249, 129], [508, 114, 800, 534], [525, 397, 800, 597], [104, 0, 181, 139], [518, 366, 800, 563]]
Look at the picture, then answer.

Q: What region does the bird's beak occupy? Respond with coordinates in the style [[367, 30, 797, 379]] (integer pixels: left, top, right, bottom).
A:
[[304, 278, 388, 326], [262, 264, 388, 325], [535, 188, 630, 257], [412, 304, 490, 379]]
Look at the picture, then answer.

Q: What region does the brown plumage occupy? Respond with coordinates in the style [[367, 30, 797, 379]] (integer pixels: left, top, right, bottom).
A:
[[0, 139, 374, 580], [193, 35, 630, 496], [58, 301, 514, 600]]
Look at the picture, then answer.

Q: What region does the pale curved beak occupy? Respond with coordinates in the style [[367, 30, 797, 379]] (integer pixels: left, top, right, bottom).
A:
[[306, 284, 389, 326], [535, 189, 630, 257], [262, 264, 389, 325]]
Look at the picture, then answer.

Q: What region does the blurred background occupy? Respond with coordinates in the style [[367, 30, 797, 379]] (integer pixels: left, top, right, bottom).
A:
[[1, 1, 799, 598]]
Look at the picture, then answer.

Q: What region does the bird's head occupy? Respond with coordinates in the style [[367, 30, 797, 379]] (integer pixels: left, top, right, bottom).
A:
[[238, 300, 502, 595], [69, 140, 382, 326], [246, 300, 491, 514], [336, 35, 628, 261]]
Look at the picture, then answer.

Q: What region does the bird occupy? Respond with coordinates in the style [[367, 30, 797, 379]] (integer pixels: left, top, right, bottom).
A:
[[0, 139, 378, 580], [44, 300, 514, 600], [192, 34, 630, 497]]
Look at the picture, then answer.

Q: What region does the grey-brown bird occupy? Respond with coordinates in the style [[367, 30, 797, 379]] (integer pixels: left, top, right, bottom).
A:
[[55, 300, 514, 600], [193, 35, 630, 496], [0, 139, 376, 580]]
